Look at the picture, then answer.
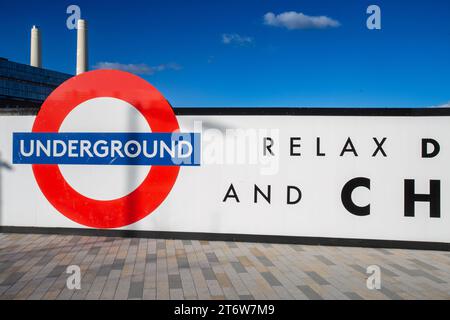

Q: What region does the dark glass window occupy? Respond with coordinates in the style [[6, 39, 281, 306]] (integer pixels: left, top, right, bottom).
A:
[[0, 59, 72, 104]]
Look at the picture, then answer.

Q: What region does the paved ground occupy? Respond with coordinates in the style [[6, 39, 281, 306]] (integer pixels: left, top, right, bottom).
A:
[[0, 233, 449, 300]]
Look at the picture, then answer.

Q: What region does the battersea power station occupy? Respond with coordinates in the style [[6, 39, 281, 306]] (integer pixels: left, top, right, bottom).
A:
[[0, 20, 88, 112]]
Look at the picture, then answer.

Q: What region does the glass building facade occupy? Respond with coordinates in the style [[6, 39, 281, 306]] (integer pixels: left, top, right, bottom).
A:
[[0, 57, 72, 109]]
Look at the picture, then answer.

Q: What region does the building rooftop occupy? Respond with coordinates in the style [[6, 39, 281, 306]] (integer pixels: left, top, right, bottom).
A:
[[0, 59, 72, 111]]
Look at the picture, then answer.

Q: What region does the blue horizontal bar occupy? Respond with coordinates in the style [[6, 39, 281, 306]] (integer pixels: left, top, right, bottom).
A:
[[12, 132, 201, 166]]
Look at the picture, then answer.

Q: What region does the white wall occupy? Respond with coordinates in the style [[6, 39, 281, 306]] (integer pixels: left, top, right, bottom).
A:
[[1, 114, 450, 243]]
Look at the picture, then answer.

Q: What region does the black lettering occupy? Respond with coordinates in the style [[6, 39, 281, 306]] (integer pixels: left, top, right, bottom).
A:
[[316, 137, 325, 156], [422, 139, 440, 158], [372, 137, 387, 157], [223, 184, 240, 203], [340, 137, 358, 157], [263, 137, 274, 156], [254, 184, 271, 204], [404, 180, 440, 218], [287, 186, 302, 204], [341, 177, 370, 216], [290, 137, 301, 156]]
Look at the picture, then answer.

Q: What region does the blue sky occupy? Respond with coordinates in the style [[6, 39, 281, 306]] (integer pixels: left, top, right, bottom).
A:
[[0, 0, 449, 107]]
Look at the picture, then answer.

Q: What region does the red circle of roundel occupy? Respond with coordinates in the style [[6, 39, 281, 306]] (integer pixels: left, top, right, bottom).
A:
[[32, 70, 180, 228]]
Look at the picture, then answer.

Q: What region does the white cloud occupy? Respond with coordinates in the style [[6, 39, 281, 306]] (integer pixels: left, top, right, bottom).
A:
[[222, 33, 254, 46], [427, 102, 450, 108], [263, 11, 340, 30], [93, 62, 182, 75]]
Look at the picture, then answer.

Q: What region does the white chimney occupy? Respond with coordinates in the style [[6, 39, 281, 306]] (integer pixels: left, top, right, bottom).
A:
[[30, 25, 42, 68], [76, 19, 88, 75]]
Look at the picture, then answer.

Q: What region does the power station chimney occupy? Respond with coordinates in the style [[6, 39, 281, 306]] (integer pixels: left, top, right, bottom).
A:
[[76, 19, 88, 75], [30, 25, 41, 68]]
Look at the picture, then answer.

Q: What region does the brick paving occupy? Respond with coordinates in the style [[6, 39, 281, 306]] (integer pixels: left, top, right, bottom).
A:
[[0, 233, 449, 300]]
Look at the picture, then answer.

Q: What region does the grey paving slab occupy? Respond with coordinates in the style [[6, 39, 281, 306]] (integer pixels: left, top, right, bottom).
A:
[[230, 261, 247, 274], [201, 267, 217, 281], [168, 274, 183, 289], [128, 281, 144, 299], [47, 265, 66, 278], [256, 256, 275, 267], [297, 285, 323, 300], [344, 292, 363, 300], [380, 287, 404, 300], [315, 255, 335, 266], [305, 271, 330, 285], [260, 271, 282, 286], [409, 258, 439, 271], [206, 252, 219, 264], [1, 272, 25, 286], [176, 256, 190, 269]]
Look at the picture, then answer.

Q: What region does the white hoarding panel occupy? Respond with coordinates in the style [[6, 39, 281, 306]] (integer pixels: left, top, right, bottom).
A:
[[1, 113, 449, 245]]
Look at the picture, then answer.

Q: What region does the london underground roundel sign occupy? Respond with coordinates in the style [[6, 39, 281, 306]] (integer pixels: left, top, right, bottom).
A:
[[13, 70, 200, 228]]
